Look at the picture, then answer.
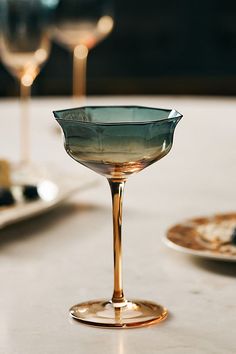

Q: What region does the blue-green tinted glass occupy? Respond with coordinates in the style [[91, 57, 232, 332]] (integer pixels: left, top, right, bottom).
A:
[[54, 106, 182, 179], [54, 106, 181, 124]]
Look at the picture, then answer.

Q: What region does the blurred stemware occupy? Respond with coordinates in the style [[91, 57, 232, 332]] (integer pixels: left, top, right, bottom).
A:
[[53, 0, 114, 99], [0, 0, 51, 165]]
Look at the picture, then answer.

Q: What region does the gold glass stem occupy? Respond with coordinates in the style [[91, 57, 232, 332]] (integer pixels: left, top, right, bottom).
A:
[[73, 44, 89, 99], [20, 80, 31, 164], [109, 179, 126, 306]]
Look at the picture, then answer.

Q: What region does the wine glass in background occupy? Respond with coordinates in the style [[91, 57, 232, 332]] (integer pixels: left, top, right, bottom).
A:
[[0, 0, 52, 165], [53, 0, 114, 99]]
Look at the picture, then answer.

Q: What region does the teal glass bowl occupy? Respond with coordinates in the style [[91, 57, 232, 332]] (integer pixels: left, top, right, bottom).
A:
[[54, 105, 182, 180]]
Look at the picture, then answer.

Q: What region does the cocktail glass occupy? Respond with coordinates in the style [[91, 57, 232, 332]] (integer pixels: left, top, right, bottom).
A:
[[53, 105, 182, 328], [0, 0, 51, 164], [53, 0, 114, 98]]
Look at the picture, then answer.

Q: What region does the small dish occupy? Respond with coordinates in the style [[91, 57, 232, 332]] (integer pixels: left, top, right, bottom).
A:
[[0, 164, 98, 229], [165, 213, 236, 262]]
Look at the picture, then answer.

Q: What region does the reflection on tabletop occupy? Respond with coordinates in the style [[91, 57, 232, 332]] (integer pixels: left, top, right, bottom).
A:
[[190, 257, 236, 277]]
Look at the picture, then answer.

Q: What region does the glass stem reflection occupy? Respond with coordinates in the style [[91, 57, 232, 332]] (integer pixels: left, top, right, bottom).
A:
[[109, 179, 127, 306], [73, 44, 89, 98], [20, 79, 31, 164]]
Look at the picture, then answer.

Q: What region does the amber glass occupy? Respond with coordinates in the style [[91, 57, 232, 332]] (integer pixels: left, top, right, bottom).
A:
[[0, 0, 51, 164], [54, 106, 182, 328], [53, 0, 114, 98]]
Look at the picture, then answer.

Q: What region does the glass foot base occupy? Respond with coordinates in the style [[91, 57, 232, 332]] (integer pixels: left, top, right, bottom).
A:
[[70, 299, 168, 328]]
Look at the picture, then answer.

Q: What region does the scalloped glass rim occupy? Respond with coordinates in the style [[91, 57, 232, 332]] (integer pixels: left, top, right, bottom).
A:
[[53, 105, 183, 125]]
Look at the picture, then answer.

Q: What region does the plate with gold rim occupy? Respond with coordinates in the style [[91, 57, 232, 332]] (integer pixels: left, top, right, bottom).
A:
[[164, 213, 236, 262]]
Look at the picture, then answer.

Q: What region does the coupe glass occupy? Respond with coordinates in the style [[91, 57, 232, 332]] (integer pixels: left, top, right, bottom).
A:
[[53, 0, 114, 98], [0, 0, 51, 164], [54, 106, 182, 328]]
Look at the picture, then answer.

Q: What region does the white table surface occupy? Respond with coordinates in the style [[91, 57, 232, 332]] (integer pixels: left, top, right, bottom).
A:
[[0, 96, 236, 354]]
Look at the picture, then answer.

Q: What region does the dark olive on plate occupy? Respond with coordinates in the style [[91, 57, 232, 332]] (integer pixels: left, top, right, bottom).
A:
[[23, 185, 39, 201], [0, 187, 15, 206], [231, 228, 236, 246]]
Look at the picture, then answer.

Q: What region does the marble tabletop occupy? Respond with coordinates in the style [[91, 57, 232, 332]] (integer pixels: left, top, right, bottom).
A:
[[0, 96, 235, 354]]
